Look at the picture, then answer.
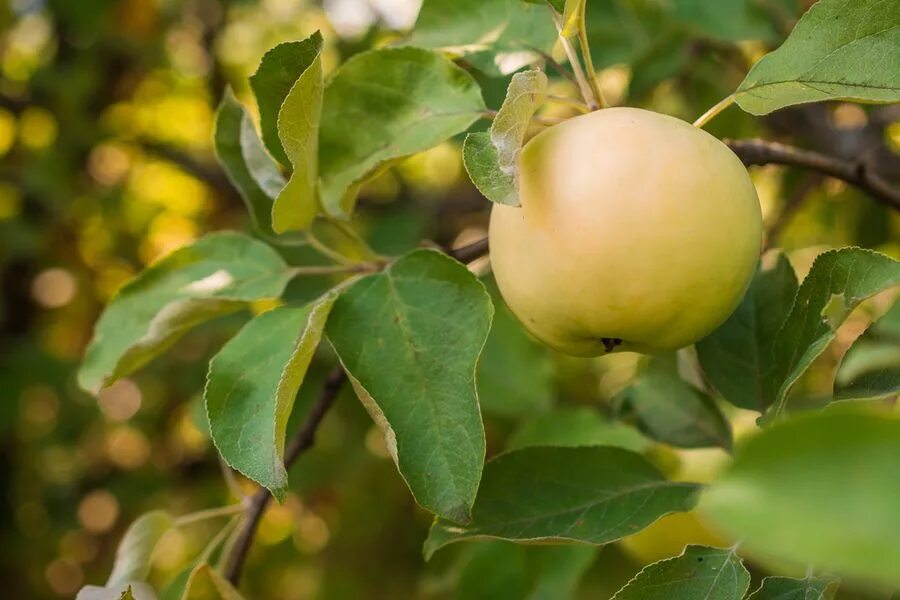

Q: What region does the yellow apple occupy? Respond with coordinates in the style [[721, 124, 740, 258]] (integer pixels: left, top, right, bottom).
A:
[[489, 107, 762, 356]]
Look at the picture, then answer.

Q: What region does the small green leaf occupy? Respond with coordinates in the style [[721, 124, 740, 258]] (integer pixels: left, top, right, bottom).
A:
[[765, 248, 900, 421], [424, 446, 700, 559], [697, 253, 798, 412], [834, 300, 900, 401], [182, 564, 244, 599], [611, 545, 750, 600], [249, 33, 323, 168], [735, 0, 900, 115], [206, 295, 335, 500], [271, 34, 324, 233], [319, 47, 486, 216], [464, 69, 547, 206], [616, 355, 732, 450], [507, 407, 650, 453], [213, 89, 286, 238], [78, 233, 292, 395], [109, 511, 174, 587], [410, 0, 557, 76], [746, 575, 840, 600], [701, 408, 900, 587], [327, 249, 492, 523]]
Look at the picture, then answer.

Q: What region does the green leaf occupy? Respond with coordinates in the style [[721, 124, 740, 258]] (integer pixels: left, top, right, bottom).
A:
[[611, 545, 750, 600], [410, 0, 557, 76], [424, 446, 700, 558], [463, 69, 547, 206], [765, 248, 900, 421], [319, 47, 486, 217], [213, 89, 286, 238], [249, 33, 323, 168], [507, 407, 650, 453], [834, 300, 900, 401], [206, 295, 334, 500], [616, 355, 732, 450], [271, 34, 324, 234], [327, 249, 492, 523], [746, 575, 840, 600], [560, 0, 585, 37], [697, 253, 798, 412], [182, 564, 244, 599], [671, 0, 780, 43], [78, 233, 292, 395], [701, 408, 900, 587], [735, 0, 900, 115], [456, 541, 597, 600], [109, 511, 174, 586]]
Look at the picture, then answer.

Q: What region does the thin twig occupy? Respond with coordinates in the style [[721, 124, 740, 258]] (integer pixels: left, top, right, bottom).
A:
[[224, 366, 347, 585], [174, 503, 246, 527], [727, 138, 900, 211], [287, 263, 379, 278], [548, 8, 597, 110], [575, 1, 606, 109], [547, 95, 590, 113], [528, 46, 578, 86], [449, 238, 489, 263]]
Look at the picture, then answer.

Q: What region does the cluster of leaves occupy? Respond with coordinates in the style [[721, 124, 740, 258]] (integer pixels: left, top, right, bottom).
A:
[[66, 0, 900, 597]]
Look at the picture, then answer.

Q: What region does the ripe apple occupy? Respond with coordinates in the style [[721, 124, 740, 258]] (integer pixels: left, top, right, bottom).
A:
[[489, 107, 762, 356]]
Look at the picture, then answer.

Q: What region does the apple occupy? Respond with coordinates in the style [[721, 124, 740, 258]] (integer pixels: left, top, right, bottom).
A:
[[489, 107, 762, 356]]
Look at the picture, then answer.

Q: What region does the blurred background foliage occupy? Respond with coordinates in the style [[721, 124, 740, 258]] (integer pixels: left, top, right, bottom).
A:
[[0, 0, 898, 598]]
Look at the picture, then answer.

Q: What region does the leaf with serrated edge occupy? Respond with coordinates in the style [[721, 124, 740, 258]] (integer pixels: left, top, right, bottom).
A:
[[249, 33, 323, 168], [78, 233, 292, 395], [697, 252, 797, 412], [327, 249, 492, 523], [214, 89, 286, 237], [464, 70, 547, 206], [735, 0, 900, 115], [746, 575, 840, 600], [318, 47, 486, 216], [182, 564, 244, 600], [834, 300, 900, 402], [701, 408, 900, 587], [206, 295, 334, 500], [271, 34, 324, 233], [424, 446, 700, 559], [611, 545, 750, 600], [764, 248, 900, 422]]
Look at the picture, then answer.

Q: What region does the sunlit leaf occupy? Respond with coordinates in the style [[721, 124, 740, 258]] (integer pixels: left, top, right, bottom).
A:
[[697, 252, 797, 412], [507, 407, 650, 453], [735, 0, 900, 115], [327, 249, 492, 523], [319, 47, 486, 217], [701, 408, 900, 586], [78, 233, 292, 394], [272, 34, 324, 233], [249, 33, 323, 168], [109, 511, 173, 586], [560, 0, 585, 37], [424, 446, 700, 558], [206, 294, 335, 500], [463, 69, 547, 206], [611, 545, 750, 600], [746, 575, 840, 600], [764, 248, 900, 421], [182, 564, 244, 599]]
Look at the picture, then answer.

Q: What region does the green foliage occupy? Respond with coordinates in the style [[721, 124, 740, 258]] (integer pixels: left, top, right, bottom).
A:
[[463, 69, 547, 206], [697, 253, 798, 412], [507, 407, 651, 452], [205, 296, 334, 499], [746, 575, 840, 600], [78, 233, 292, 395], [182, 565, 244, 599], [834, 300, 900, 401], [702, 408, 900, 586], [318, 47, 486, 217], [327, 250, 493, 523], [616, 355, 732, 450], [611, 545, 750, 600], [424, 446, 701, 558], [735, 0, 900, 114], [671, 0, 781, 42]]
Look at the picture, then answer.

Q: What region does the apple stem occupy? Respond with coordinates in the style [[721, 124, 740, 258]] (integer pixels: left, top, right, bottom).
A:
[[693, 95, 735, 129], [548, 7, 598, 111], [547, 95, 591, 113], [575, 0, 607, 109]]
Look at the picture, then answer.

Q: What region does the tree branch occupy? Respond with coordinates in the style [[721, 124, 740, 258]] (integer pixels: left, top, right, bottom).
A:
[[727, 138, 900, 211], [224, 365, 346, 585], [449, 237, 489, 263]]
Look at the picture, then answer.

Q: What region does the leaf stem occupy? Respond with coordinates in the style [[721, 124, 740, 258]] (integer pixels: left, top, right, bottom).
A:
[[305, 231, 357, 266], [693, 94, 735, 129], [287, 263, 379, 278], [547, 94, 590, 113], [174, 503, 246, 528], [548, 7, 598, 110], [575, 1, 606, 109]]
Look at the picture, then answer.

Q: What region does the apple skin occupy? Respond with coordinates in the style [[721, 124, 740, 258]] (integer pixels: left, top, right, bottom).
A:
[[489, 107, 762, 356]]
